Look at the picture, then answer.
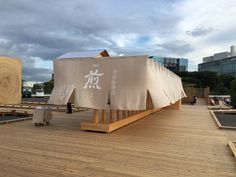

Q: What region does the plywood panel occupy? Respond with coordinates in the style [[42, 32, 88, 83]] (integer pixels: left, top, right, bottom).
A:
[[0, 56, 21, 104]]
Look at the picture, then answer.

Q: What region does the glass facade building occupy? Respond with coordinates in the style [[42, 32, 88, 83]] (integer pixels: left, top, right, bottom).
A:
[[149, 56, 188, 72], [198, 56, 236, 77]]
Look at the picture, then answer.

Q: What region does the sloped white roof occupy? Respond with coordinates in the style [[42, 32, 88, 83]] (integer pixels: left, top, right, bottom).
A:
[[57, 49, 108, 59]]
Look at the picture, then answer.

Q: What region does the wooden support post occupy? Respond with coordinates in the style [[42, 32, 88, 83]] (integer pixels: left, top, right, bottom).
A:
[[93, 109, 99, 124], [122, 110, 126, 119], [127, 111, 130, 117], [110, 109, 113, 123], [130, 110, 133, 116], [116, 110, 120, 120], [166, 100, 181, 110], [102, 109, 106, 123]]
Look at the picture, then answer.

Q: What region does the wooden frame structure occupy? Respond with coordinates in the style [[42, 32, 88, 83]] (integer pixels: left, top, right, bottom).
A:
[[0, 102, 87, 112], [49, 55, 185, 133], [210, 110, 236, 130], [0, 110, 32, 124], [81, 93, 181, 133], [228, 141, 236, 158]]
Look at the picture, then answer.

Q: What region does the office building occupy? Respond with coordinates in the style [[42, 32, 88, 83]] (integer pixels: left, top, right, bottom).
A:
[[149, 56, 188, 72], [198, 46, 236, 77]]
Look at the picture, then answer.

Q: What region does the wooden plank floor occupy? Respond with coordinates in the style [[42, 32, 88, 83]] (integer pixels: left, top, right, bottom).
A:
[[0, 102, 236, 177]]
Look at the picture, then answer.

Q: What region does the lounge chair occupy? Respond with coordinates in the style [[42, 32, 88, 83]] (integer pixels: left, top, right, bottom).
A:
[[210, 99, 216, 105], [218, 100, 233, 109], [208, 100, 232, 110], [208, 105, 221, 110]]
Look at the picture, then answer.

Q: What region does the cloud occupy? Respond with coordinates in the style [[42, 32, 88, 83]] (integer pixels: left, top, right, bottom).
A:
[[0, 0, 236, 79], [110, 33, 137, 48], [186, 27, 214, 37], [0, 0, 183, 82], [176, 0, 236, 69], [157, 40, 194, 56], [23, 66, 52, 82]]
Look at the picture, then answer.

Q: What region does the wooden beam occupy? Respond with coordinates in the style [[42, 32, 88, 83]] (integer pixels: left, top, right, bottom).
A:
[[109, 109, 113, 123], [210, 110, 222, 129], [127, 111, 131, 117], [122, 110, 126, 119], [108, 109, 160, 132], [80, 108, 161, 133], [228, 141, 236, 157], [80, 122, 109, 132], [116, 110, 120, 120], [102, 109, 106, 123], [93, 109, 99, 124], [165, 100, 181, 110]]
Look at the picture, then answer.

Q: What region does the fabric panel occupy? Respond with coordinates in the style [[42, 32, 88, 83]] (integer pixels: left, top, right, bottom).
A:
[[48, 85, 74, 105], [49, 56, 186, 110], [109, 56, 147, 110]]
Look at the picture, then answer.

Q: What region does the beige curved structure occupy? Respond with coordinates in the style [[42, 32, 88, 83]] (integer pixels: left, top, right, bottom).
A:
[[0, 56, 22, 104], [49, 55, 186, 132]]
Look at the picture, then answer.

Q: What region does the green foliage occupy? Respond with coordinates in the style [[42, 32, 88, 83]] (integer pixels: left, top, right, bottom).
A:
[[32, 84, 42, 94], [194, 71, 219, 88], [176, 71, 235, 95], [176, 71, 218, 88], [32, 80, 54, 94], [231, 80, 236, 108], [43, 80, 54, 94], [219, 74, 235, 88]]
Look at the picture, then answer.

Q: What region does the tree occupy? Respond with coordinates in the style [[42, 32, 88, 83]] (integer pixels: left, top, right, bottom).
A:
[[176, 71, 218, 88], [219, 74, 235, 88], [193, 71, 219, 88], [43, 80, 54, 94], [32, 84, 42, 94], [231, 80, 236, 108], [175, 71, 236, 95]]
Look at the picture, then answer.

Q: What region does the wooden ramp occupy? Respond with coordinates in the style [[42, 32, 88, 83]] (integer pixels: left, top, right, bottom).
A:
[[0, 102, 236, 177]]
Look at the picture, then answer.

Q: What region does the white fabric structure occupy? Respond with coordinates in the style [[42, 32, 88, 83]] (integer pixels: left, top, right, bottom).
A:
[[57, 49, 109, 59], [49, 85, 75, 105], [48, 56, 186, 110]]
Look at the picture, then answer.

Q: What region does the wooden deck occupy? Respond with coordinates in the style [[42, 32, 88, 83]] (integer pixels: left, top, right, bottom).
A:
[[0, 102, 236, 176]]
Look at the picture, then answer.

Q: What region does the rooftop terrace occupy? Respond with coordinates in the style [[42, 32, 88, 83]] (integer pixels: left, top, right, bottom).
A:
[[0, 101, 236, 177]]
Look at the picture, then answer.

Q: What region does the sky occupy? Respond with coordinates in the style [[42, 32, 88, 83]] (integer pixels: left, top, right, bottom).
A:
[[0, 0, 236, 82]]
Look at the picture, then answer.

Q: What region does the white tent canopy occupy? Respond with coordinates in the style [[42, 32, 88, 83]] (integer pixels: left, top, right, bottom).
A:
[[48, 56, 186, 110]]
